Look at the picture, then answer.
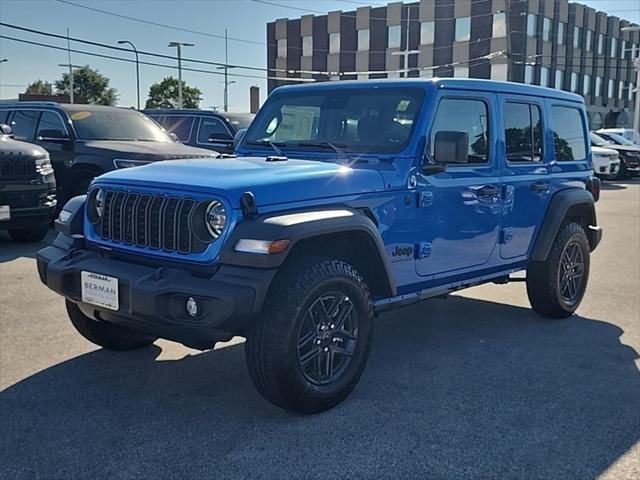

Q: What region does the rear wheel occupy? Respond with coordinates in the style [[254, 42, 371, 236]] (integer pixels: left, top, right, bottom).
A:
[[66, 300, 156, 351], [8, 226, 49, 243], [245, 258, 374, 414], [526, 222, 590, 318]]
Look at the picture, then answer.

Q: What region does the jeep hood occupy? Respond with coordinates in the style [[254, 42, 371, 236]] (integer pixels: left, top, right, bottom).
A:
[[96, 157, 386, 207]]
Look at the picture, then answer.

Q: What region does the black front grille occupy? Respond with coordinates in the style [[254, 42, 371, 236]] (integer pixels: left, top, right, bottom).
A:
[[0, 158, 36, 178], [0, 191, 41, 208], [96, 190, 208, 254]]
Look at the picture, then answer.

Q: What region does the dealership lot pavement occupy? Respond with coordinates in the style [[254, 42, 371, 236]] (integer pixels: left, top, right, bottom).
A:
[[1, 181, 639, 480]]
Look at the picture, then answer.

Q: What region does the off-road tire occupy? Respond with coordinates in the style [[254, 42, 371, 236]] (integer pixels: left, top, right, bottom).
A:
[[8, 226, 49, 243], [66, 300, 156, 350], [526, 222, 590, 318], [245, 258, 374, 414]]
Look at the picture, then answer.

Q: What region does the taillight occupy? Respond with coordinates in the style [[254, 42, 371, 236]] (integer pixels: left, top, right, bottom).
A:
[[587, 176, 601, 202]]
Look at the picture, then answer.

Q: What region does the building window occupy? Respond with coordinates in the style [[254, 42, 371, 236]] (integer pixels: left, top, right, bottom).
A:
[[542, 17, 551, 42], [571, 72, 578, 92], [621, 40, 627, 59], [557, 22, 565, 45], [551, 106, 587, 161], [492, 12, 506, 38], [421, 21, 434, 45], [540, 67, 549, 87], [358, 29, 370, 51], [524, 65, 533, 84], [573, 26, 581, 49], [455, 17, 471, 42], [630, 83, 635, 102], [527, 14, 536, 38], [608, 78, 615, 98], [454, 66, 469, 78], [388, 25, 401, 48], [329, 32, 340, 54], [619, 81, 625, 100], [583, 74, 590, 96], [491, 63, 508, 81], [585, 30, 592, 51], [632, 44, 638, 60], [595, 76, 602, 97], [277, 38, 287, 58], [555, 69, 564, 89], [610, 37, 617, 58], [302, 36, 313, 57], [598, 34, 604, 55]]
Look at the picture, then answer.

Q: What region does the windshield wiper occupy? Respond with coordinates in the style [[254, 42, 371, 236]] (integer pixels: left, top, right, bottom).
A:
[[295, 142, 349, 157], [245, 140, 286, 156]]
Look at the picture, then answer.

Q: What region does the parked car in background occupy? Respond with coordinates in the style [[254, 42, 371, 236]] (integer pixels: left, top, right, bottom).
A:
[[0, 124, 56, 242], [589, 132, 640, 179], [596, 128, 640, 146], [591, 145, 620, 180], [0, 102, 218, 205], [143, 109, 254, 154], [596, 130, 640, 148]]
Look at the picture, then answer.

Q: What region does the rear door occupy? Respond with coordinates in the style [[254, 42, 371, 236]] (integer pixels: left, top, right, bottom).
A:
[[35, 110, 75, 199], [498, 96, 551, 259]]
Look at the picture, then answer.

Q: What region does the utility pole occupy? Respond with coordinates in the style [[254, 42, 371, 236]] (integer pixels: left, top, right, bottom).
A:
[[67, 28, 73, 103], [224, 29, 229, 112], [58, 62, 83, 103], [622, 26, 640, 143], [168, 41, 194, 108], [118, 40, 140, 109], [391, 6, 419, 77]]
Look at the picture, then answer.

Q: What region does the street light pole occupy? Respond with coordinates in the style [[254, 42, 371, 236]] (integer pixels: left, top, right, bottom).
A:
[[622, 26, 640, 143], [118, 40, 140, 110], [168, 41, 194, 108]]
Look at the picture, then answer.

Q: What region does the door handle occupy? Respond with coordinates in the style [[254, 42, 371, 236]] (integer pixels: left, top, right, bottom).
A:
[[477, 185, 501, 197], [531, 181, 550, 193]]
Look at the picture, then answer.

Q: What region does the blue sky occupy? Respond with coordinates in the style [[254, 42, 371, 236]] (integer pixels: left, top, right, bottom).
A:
[[0, 0, 638, 111]]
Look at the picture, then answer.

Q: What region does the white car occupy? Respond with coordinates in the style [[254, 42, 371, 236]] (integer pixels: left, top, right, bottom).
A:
[[597, 128, 640, 146], [591, 145, 620, 180]]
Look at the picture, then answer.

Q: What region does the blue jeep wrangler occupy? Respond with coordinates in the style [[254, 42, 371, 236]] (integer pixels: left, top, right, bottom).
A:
[[37, 79, 602, 413]]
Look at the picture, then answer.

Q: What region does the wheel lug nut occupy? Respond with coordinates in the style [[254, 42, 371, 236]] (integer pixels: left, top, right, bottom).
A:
[[323, 347, 329, 352], [330, 324, 335, 329], [320, 325, 326, 331], [315, 339, 321, 345]]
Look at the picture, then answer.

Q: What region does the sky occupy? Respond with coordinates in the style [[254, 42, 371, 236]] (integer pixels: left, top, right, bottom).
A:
[[0, 0, 639, 112]]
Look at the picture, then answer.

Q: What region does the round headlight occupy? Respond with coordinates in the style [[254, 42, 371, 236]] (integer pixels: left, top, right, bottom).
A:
[[95, 188, 106, 219], [87, 187, 105, 224], [205, 200, 227, 239]]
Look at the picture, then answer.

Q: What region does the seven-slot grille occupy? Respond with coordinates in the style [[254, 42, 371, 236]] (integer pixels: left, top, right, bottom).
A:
[[0, 158, 36, 178], [96, 190, 208, 254]]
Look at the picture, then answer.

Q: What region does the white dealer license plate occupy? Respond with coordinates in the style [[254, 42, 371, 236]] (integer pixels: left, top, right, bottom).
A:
[[81, 271, 119, 311], [0, 205, 10, 222]]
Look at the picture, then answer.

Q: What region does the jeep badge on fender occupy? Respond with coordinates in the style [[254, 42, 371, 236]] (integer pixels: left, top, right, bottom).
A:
[[37, 79, 602, 414]]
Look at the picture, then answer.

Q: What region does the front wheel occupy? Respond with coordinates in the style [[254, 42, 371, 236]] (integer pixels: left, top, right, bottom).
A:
[[245, 259, 374, 414], [526, 222, 590, 318]]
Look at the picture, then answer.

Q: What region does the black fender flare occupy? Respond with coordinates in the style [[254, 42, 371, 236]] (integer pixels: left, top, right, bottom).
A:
[[530, 188, 600, 262], [219, 207, 397, 296]]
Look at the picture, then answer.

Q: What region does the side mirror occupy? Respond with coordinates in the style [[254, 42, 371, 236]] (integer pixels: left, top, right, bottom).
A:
[[434, 131, 469, 164], [0, 123, 14, 138], [37, 129, 70, 143], [233, 128, 247, 150]]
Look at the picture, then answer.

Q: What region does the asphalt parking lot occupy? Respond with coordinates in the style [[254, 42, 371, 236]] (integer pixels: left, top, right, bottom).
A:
[[1, 181, 639, 480]]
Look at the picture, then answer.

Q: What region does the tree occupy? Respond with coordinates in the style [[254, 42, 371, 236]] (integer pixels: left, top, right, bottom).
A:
[[145, 76, 202, 109], [55, 65, 117, 106], [24, 80, 53, 95]]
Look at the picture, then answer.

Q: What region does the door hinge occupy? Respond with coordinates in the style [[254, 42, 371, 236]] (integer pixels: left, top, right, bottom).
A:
[[416, 242, 432, 259], [417, 191, 434, 208], [500, 228, 514, 245]]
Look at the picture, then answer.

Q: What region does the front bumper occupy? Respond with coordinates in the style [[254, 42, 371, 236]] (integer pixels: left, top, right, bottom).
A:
[[0, 186, 57, 231], [36, 242, 276, 349]]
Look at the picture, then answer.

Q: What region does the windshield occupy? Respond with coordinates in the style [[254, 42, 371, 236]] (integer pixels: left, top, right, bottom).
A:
[[601, 132, 635, 146], [589, 132, 612, 147], [70, 109, 173, 142], [242, 88, 425, 154]]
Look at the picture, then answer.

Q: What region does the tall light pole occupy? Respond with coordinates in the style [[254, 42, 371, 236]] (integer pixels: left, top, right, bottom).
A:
[[168, 41, 194, 108], [622, 26, 640, 143], [118, 40, 140, 110]]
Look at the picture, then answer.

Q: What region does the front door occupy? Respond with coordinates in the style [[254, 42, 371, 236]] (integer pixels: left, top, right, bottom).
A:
[[415, 95, 502, 277], [498, 96, 551, 259]]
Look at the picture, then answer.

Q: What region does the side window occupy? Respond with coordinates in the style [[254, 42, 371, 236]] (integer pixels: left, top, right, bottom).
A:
[[504, 102, 543, 162], [198, 117, 232, 143], [10, 110, 40, 141], [430, 98, 490, 164], [162, 115, 195, 142], [550, 106, 586, 161], [37, 111, 68, 138], [0, 110, 9, 124]]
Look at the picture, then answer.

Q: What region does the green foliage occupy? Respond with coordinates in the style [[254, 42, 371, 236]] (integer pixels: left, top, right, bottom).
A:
[[24, 80, 53, 96], [145, 76, 202, 109], [55, 65, 118, 106]]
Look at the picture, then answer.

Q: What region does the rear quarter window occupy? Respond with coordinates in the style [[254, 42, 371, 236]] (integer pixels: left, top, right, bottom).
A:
[[550, 106, 587, 161]]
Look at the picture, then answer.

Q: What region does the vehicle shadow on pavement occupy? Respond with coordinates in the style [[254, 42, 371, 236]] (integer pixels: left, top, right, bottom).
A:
[[0, 229, 55, 263], [1, 295, 638, 479]]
